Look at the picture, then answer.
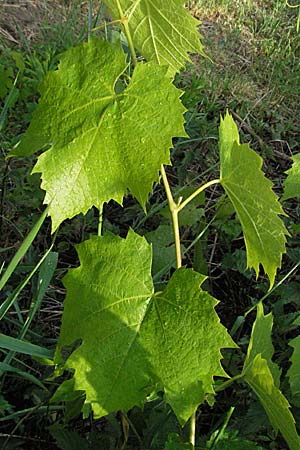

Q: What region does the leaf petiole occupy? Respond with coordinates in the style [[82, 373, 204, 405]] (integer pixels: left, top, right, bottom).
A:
[[177, 179, 220, 212]]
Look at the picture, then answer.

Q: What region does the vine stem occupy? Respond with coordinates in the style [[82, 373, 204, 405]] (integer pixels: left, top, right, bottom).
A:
[[190, 411, 196, 447], [98, 205, 103, 236], [177, 178, 220, 212], [160, 167, 220, 448], [115, 0, 138, 66], [160, 165, 182, 268]]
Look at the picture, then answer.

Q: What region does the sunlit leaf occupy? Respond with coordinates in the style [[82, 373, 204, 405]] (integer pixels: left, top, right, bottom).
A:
[[104, 0, 205, 74], [12, 38, 186, 231], [282, 153, 300, 201]]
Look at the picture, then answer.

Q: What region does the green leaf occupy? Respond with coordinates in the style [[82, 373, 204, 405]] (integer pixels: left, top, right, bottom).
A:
[[55, 230, 235, 423], [49, 425, 89, 450], [287, 335, 300, 405], [219, 111, 288, 288], [243, 354, 300, 450], [243, 302, 281, 386], [104, 0, 206, 75], [12, 38, 186, 231], [242, 303, 300, 450], [282, 153, 300, 200], [164, 433, 193, 449]]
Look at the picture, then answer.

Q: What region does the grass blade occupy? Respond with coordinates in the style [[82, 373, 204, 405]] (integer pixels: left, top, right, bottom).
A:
[[0, 333, 53, 359], [0, 244, 54, 320], [0, 206, 49, 291], [0, 361, 47, 390], [20, 251, 58, 339]]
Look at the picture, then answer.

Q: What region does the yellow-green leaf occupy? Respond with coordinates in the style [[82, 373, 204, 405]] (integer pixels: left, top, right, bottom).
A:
[[282, 153, 300, 201], [12, 38, 186, 231], [104, 0, 206, 75], [219, 111, 288, 288]]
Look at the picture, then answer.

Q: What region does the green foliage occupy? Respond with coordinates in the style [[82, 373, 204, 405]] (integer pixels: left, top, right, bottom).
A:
[[56, 230, 235, 424], [104, 0, 205, 74], [282, 153, 300, 200], [3, 1, 300, 448], [244, 355, 300, 450], [12, 37, 186, 231], [219, 111, 288, 288], [164, 433, 193, 449], [243, 303, 300, 450], [287, 336, 300, 406], [243, 302, 281, 385]]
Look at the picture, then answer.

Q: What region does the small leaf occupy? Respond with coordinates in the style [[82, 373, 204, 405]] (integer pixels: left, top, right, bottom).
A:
[[242, 303, 300, 450], [244, 302, 281, 386], [49, 425, 89, 450], [164, 433, 193, 449], [104, 0, 206, 75], [55, 230, 236, 423], [282, 153, 300, 200], [219, 111, 288, 288], [12, 38, 186, 231], [243, 354, 300, 450], [287, 335, 300, 405]]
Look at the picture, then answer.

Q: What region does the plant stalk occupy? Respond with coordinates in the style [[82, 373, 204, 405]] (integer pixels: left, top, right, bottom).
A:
[[190, 411, 196, 447], [177, 179, 220, 212], [160, 165, 182, 268], [115, 0, 138, 66]]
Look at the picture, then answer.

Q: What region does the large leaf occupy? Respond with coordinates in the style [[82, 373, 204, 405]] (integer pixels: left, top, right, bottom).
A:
[[287, 335, 300, 405], [55, 230, 235, 423], [243, 354, 300, 450], [104, 0, 205, 75], [282, 153, 300, 201], [242, 303, 300, 450], [12, 38, 186, 231], [219, 111, 288, 288]]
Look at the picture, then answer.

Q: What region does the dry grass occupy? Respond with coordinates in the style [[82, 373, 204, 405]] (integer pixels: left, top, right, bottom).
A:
[[0, 0, 88, 45]]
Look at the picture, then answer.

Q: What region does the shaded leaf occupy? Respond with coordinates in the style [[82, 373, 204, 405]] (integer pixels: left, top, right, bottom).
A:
[[49, 425, 89, 450], [287, 335, 300, 405], [242, 303, 300, 450], [243, 354, 300, 450], [164, 433, 192, 449], [243, 302, 281, 386], [12, 38, 186, 231], [55, 230, 235, 423], [145, 224, 178, 274], [219, 111, 288, 288], [105, 0, 205, 75], [282, 153, 300, 200]]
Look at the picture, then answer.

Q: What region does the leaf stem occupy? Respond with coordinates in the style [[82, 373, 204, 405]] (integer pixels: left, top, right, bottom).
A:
[[98, 205, 103, 236], [160, 165, 182, 268], [214, 373, 244, 392], [160, 171, 222, 448], [115, 0, 138, 66], [177, 179, 220, 212], [190, 410, 196, 447]]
